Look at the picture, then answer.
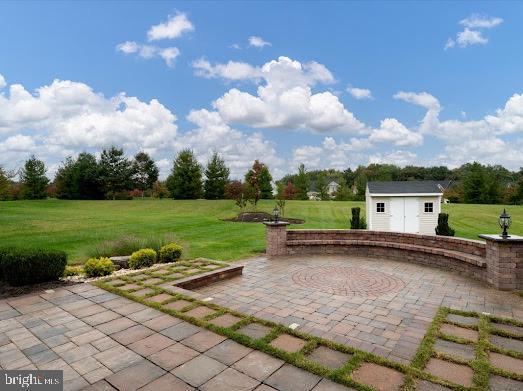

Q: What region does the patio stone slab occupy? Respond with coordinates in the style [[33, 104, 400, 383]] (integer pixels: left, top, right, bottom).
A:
[[84, 311, 120, 326], [96, 317, 136, 335], [112, 325, 154, 345], [491, 323, 523, 337], [425, 358, 473, 387], [489, 352, 523, 375], [489, 374, 523, 391], [148, 343, 199, 370], [208, 313, 242, 328], [128, 333, 175, 356], [138, 373, 194, 391], [83, 379, 117, 390], [351, 363, 404, 391], [446, 314, 478, 327], [439, 324, 478, 342], [233, 350, 284, 381], [490, 334, 523, 353], [265, 363, 321, 391], [105, 360, 165, 391], [237, 323, 272, 340], [312, 378, 355, 390], [415, 380, 452, 390], [132, 288, 155, 297], [146, 294, 173, 304], [161, 322, 201, 341], [94, 346, 143, 372], [183, 306, 216, 319], [205, 339, 253, 365], [306, 346, 351, 370], [200, 367, 259, 391], [269, 334, 306, 353], [119, 284, 141, 291], [172, 355, 227, 387], [164, 300, 192, 311], [142, 278, 164, 285], [127, 308, 163, 323], [180, 329, 227, 352], [433, 338, 475, 361], [142, 314, 182, 331]]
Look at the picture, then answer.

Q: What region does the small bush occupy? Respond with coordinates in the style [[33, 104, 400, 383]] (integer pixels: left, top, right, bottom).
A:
[[0, 249, 67, 286], [63, 265, 84, 277], [89, 233, 177, 259], [350, 207, 367, 229], [129, 248, 157, 269], [159, 243, 183, 263], [84, 257, 114, 277], [435, 213, 455, 236]]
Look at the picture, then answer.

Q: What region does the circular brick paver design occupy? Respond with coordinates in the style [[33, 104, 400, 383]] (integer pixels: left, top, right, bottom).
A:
[[292, 266, 405, 297]]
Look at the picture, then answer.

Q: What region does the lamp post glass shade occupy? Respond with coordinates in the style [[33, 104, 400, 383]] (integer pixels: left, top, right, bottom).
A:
[[499, 209, 511, 238], [272, 206, 280, 222]]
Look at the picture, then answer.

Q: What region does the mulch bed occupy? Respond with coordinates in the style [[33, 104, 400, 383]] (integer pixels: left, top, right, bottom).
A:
[[223, 212, 304, 224]]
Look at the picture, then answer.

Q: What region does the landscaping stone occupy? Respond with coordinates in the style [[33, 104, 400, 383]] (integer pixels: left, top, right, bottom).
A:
[[414, 380, 453, 391], [306, 346, 351, 369], [425, 358, 473, 387], [200, 367, 259, 391], [128, 333, 174, 356], [148, 343, 199, 370], [237, 323, 272, 340], [138, 373, 194, 391], [205, 339, 253, 365], [172, 355, 227, 387], [312, 378, 355, 390], [446, 314, 478, 327], [489, 352, 523, 375], [491, 323, 523, 337], [351, 363, 404, 391], [433, 338, 475, 361], [164, 300, 192, 311], [180, 329, 227, 352], [183, 306, 216, 319], [233, 350, 284, 381], [146, 293, 172, 304], [111, 325, 154, 345], [439, 323, 478, 342], [489, 374, 523, 391], [105, 360, 165, 390], [109, 256, 130, 269], [265, 364, 321, 391], [160, 322, 201, 341], [269, 334, 306, 353], [209, 313, 242, 328], [490, 334, 523, 353], [131, 288, 155, 297]]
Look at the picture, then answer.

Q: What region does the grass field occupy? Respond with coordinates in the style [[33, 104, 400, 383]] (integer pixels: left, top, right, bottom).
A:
[[0, 199, 521, 264]]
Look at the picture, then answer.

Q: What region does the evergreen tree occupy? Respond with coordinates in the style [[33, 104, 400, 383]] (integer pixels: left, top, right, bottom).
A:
[[54, 157, 77, 199], [294, 163, 309, 200], [316, 175, 329, 200], [75, 153, 103, 199], [132, 152, 159, 197], [166, 149, 203, 199], [204, 152, 230, 199], [462, 162, 485, 204], [0, 167, 9, 200], [20, 155, 49, 199], [99, 147, 133, 199]]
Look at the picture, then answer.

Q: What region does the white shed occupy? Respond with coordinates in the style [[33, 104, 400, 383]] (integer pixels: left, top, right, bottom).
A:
[[365, 181, 443, 235]]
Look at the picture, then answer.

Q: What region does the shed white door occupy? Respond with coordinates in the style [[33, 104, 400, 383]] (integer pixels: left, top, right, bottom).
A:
[[389, 197, 419, 233]]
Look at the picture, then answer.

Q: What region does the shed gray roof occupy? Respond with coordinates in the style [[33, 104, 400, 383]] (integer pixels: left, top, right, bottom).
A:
[[367, 180, 445, 194]]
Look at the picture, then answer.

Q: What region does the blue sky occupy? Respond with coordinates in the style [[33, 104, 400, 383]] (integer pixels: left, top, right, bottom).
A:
[[1, 1, 523, 179]]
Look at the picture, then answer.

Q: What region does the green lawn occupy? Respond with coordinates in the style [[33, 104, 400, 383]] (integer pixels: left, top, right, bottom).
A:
[[0, 199, 521, 264]]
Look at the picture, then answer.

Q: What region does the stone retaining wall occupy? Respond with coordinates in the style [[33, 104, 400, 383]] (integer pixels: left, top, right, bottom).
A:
[[264, 224, 523, 290]]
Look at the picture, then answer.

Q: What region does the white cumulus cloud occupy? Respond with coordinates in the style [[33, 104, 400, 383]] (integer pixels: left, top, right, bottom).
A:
[[347, 87, 372, 100], [0, 73, 7, 89], [147, 12, 194, 41], [445, 13, 502, 49], [192, 58, 261, 81], [460, 14, 503, 29], [116, 41, 180, 68], [248, 36, 271, 48]]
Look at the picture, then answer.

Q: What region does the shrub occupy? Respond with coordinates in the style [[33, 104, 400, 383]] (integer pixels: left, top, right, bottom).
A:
[[89, 233, 177, 259], [350, 207, 367, 229], [159, 243, 183, 263], [0, 249, 67, 286], [63, 265, 84, 277], [129, 248, 157, 269], [84, 257, 114, 277], [435, 213, 455, 236]]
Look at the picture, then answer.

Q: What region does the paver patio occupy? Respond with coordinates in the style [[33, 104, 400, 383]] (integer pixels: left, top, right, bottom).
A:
[[196, 255, 523, 362]]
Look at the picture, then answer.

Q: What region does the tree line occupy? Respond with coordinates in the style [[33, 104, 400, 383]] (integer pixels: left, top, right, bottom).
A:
[[1, 148, 523, 205]]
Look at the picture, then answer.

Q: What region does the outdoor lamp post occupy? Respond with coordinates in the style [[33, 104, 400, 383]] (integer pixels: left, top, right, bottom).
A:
[[499, 208, 511, 238], [272, 206, 280, 223]]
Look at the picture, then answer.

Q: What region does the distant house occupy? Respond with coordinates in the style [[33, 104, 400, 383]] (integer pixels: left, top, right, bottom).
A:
[[307, 180, 340, 200], [327, 181, 339, 196], [366, 181, 443, 234]]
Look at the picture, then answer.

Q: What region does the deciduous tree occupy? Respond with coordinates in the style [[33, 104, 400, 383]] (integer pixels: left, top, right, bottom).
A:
[[132, 152, 159, 197]]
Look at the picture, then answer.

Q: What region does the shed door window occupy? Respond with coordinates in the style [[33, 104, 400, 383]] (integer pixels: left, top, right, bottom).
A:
[[424, 202, 434, 213], [376, 202, 385, 213]]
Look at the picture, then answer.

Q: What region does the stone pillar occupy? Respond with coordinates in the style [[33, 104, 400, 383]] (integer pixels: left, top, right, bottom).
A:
[[479, 234, 523, 290], [264, 222, 290, 257]]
